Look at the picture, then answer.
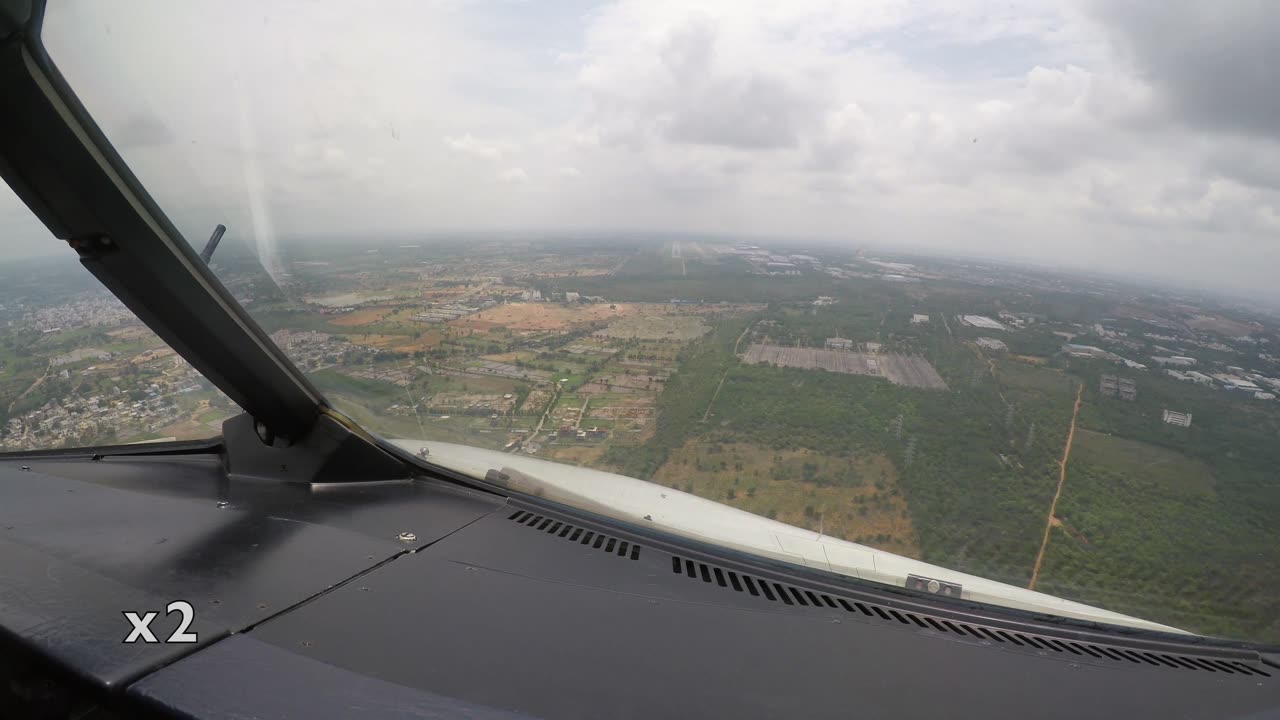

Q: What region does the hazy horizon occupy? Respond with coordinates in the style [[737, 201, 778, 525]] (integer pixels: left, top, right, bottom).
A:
[[3, 197, 1274, 313]]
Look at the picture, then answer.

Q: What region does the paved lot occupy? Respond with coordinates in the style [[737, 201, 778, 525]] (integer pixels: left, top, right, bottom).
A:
[[742, 344, 947, 390]]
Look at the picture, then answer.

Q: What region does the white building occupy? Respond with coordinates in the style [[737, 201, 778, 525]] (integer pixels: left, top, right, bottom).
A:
[[960, 315, 1006, 330], [911, 314, 929, 324], [1184, 371, 1215, 387], [975, 337, 1008, 351], [1216, 375, 1261, 392], [1162, 409, 1193, 427]]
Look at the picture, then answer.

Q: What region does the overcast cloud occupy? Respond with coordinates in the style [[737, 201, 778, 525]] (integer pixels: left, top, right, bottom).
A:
[[1, 0, 1277, 297]]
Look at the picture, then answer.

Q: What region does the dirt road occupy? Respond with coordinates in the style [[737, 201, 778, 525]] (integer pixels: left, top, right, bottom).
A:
[[1028, 382, 1083, 591], [732, 323, 751, 356], [695, 323, 756, 424], [8, 362, 51, 414], [971, 344, 1010, 407], [700, 371, 728, 423], [514, 383, 562, 452]]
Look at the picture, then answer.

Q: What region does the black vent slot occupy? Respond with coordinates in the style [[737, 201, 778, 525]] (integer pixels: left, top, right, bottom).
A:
[[668, 554, 1270, 678], [507, 510, 641, 560]]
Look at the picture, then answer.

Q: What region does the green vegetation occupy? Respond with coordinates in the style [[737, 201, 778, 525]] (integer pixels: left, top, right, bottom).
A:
[[1038, 447, 1278, 641], [309, 368, 404, 399], [604, 319, 749, 478], [1070, 430, 1216, 500], [704, 362, 1065, 586], [653, 441, 918, 557], [755, 295, 890, 345]]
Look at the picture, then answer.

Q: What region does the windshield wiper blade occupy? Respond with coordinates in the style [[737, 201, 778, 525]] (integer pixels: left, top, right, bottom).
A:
[[199, 223, 226, 263]]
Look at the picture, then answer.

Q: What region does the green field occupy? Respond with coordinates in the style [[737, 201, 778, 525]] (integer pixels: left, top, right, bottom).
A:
[[1070, 429, 1216, 500]]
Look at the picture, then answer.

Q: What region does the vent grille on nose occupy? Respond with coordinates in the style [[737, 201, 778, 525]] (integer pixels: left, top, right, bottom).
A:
[[669, 555, 1270, 678], [508, 510, 641, 560]]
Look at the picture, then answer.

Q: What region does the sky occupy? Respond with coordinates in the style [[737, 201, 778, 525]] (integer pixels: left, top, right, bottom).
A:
[[2, 0, 1278, 297]]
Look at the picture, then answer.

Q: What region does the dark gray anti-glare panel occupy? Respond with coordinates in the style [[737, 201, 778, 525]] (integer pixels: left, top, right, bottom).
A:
[[0, 463, 403, 687], [242, 510, 1279, 720]]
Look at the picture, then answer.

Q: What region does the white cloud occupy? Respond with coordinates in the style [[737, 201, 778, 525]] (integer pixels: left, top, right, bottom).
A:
[[498, 167, 529, 184], [6, 0, 1273, 297], [444, 134, 514, 160]]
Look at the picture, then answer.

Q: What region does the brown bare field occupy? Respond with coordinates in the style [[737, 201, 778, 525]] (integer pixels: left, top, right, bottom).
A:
[[595, 314, 710, 340], [156, 419, 217, 441], [481, 351, 540, 364], [587, 399, 654, 420], [351, 332, 443, 352], [331, 306, 396, 326], [520, 388, 555, 414], [107, 325, 154, 340], [1010, 354, 1049, 365], [130, 347, 177, 364], [653, 441, 920, 558], [534, 269, 612, 278], [541, 444, 608, 466], [451, 302, 665, 332]]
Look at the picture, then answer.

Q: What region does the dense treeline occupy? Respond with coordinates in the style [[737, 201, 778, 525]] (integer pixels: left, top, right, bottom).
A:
[[1029, 359, 1280, 641], [1038, 457, 1280, 642]]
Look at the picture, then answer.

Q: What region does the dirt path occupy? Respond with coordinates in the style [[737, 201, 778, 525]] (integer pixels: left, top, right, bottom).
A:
[[1028, 382, 1083, 590], [454, 279, 496, 302], [967, 344, 1010, 407], [514, 383, 561, 452], [700, 323, 753, 423], [700, 371, 729, 423], [8, 362, 51, 414], [732, 323, 751, 356], [984, 354, 1010, 407]]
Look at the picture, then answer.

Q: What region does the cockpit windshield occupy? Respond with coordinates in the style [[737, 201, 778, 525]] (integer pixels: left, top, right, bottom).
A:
[[20, 0, 1280, 644]]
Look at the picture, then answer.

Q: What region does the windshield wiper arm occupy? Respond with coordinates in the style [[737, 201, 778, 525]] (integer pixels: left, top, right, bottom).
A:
[[199, 223, 226, 263]]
